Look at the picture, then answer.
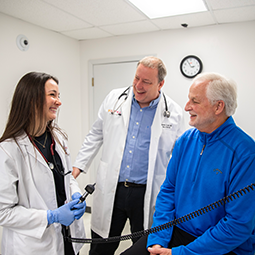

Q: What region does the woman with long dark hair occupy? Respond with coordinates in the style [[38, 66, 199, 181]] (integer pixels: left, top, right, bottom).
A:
[[0, 72, 86, 255]]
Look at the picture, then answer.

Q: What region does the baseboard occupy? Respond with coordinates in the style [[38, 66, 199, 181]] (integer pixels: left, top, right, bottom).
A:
[[85, 206, 91, 213]]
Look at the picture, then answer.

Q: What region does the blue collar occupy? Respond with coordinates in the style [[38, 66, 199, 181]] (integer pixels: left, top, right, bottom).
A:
[[198, 116, 236, 144], [132, 91, 161, 109]]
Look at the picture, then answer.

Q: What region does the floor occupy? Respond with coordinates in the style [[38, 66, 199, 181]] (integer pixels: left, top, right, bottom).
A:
[[80, 212, 132, 255]]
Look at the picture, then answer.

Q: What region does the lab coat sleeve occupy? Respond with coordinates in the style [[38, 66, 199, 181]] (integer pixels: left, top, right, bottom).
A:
[[73, 100, 105, 173], [0, 146, 47, 239], [60, 137, 83, 197], [70, 174, 83, 196]]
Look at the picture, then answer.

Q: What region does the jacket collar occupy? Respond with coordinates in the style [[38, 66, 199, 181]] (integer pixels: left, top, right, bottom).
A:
[[198, 116, 236, 144]]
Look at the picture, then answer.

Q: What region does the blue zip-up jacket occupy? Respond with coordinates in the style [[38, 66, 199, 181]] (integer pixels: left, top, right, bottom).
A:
[[147, 117, 255, 254]]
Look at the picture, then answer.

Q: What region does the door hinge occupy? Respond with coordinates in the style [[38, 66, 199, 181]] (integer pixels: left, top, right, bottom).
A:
[[92, 77, 94, 87]]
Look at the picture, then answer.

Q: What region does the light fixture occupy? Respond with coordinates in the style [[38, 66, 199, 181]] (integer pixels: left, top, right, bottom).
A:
[[127, 0, 207, 19]]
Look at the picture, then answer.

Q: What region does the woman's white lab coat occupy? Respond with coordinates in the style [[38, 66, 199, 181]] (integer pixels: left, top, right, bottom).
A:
[[0, 131, 85, 255], [74, 87, 185, 238]]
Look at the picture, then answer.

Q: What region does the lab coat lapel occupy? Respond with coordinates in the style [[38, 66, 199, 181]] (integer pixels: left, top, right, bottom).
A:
[[121, 87, 133, 129], [151, 94, 164, 139], [16, 134, 51, 209], [54, 137, 71, 200], [55, 139, 68, 174], [19, 134, 49, 169]]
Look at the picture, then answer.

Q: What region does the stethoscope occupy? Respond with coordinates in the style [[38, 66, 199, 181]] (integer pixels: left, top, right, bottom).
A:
[[111, 86, 170, 118], [28, 132, 71, 176]]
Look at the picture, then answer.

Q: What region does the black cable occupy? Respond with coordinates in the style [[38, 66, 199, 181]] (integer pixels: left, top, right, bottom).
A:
[[66, 182, 255, 244]]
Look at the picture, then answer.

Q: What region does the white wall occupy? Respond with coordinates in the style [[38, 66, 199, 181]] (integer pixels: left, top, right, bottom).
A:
[[0, 11, 255, 250], [78, 21, 255, 206], [0, 13, 85, 247], [80, 21, 255, 142], [0, 13, 83, 159]]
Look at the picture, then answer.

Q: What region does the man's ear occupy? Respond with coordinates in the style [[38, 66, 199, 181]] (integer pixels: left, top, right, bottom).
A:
[[215, 100, 225, 115], [158, 80, 165, 91]]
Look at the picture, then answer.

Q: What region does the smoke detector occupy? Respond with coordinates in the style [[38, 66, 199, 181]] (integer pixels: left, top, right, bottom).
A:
[[16, 34, 29, 51]]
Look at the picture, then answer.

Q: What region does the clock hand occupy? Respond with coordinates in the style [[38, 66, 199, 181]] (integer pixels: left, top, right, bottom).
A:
[[187, 60, 194, 68]]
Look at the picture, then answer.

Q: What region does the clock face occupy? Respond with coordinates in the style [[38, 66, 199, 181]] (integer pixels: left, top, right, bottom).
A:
[[180, 55, 203, 78]]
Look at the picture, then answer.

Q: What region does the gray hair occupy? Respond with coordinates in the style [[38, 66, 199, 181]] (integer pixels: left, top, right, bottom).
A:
[[137, 56, 167, 83], [194, 72, 237, 116]]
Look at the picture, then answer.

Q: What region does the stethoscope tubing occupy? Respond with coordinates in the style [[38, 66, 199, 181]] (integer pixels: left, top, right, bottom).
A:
[[112, 86, 170, 118]]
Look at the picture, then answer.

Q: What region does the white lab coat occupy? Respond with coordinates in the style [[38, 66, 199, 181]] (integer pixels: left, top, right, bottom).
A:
[[0, 131, 85, 255], [74, 87, 185, 238]]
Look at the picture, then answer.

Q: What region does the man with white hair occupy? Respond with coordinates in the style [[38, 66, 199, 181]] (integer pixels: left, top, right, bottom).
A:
[[121, 72, 255, 255]]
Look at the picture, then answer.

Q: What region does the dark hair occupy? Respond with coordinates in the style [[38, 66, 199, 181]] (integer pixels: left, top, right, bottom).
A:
[[0, 72, 65, 144]]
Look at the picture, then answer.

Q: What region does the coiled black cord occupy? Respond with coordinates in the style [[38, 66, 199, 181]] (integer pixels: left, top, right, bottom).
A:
[[65, 183, 255, 244]]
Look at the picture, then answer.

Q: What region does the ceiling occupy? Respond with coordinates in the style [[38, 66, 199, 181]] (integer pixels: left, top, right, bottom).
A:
[[1, 0, 255, 41]]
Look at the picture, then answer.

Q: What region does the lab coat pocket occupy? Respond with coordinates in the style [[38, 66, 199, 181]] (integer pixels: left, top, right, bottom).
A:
[[158, 127, 175, 153], [7, 227, 56, 255], [96, 160, 108, 192]]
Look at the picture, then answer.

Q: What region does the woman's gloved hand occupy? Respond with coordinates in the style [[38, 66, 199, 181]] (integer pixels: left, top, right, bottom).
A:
[[71, 192, 86, 220], [47, 199, 79, 226], [72, 192, 82, 200]]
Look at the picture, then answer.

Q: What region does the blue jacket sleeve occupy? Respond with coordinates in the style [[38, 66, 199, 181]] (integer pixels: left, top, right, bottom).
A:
[[172, 155, 255, 255], [147, 128, 255, 255]]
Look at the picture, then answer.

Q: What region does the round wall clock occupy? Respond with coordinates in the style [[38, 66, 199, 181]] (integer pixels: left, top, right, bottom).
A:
[[180, 55, 203, 78]]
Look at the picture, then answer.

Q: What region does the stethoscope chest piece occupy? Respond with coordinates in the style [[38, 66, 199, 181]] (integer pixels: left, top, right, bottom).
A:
[[48, 162, 54, 170], [162, 93, 170, 118], [164, 110, 171, 118]]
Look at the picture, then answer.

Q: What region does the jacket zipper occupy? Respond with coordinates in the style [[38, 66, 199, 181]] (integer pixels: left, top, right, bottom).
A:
[[193, 144, 206, 183], [200, 144, 205, 155]]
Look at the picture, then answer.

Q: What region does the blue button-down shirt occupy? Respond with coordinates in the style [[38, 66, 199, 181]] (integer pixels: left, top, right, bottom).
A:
[[119, 92, 161, 184]]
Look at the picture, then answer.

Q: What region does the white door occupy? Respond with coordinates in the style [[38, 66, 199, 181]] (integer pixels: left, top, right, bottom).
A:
[[92, 61, 138, 122]]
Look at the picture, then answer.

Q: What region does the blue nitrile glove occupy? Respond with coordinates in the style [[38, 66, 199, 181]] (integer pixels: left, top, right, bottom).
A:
[[72, 192, 82, 201], [72, 200, 86, 220], [47, 199, 79, 226], [71, 192, 86, 220]]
